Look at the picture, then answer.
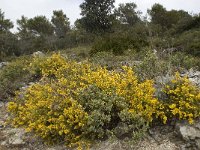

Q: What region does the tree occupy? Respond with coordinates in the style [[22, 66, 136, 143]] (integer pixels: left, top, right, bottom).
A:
[[148, 4, 191, 29], [51, 10, 70, 38], [80, 0, 115, 33], [148, 3, 167, 28], [0, 32, 19, 57], [114, 2, 141, 26], [27, 16, 54, 36], [0, 9, 19, 58], [17, 15, 31, 39], [0, 9, 13, 33], [16, 16, 55, 54]]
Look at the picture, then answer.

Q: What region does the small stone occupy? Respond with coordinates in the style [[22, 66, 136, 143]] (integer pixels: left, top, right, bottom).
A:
[[4, 128, 26, 145], [0, 141, 7, 146], [178, 125, 200, 140], [0, 102, 3, 108], [196, 139, 200, 149], [0, 62, 8, 69], [32, 51, 45, 57], [9, 137, 25, 145]]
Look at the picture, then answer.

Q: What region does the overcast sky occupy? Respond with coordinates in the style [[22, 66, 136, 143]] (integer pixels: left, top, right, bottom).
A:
[[1, 0, 200, 31]]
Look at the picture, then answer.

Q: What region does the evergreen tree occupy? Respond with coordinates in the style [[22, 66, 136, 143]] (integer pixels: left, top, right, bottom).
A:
[[114, 2, 141, 26], [51, 10, 70, 38], [80, 0, 115, 33]]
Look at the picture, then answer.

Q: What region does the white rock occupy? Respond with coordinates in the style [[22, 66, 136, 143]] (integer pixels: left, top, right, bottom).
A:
[[0, 62, 8, 69], [3, 128, 26, 145], [179, 125, 200, 140], [32, 51, 45, 57]]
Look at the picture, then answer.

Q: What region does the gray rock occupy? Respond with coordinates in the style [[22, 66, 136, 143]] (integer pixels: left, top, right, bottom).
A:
[[32, 51, 45, 57], [0, 102, 4, 108], [163, 48, 177, 53], [0, 62, 8, 69], [155, 74, 173, 85], [90, 139, 124, 150], [0, 141, 7, 146], [2, 128, 26, 146], [181, 68, 200, 87], [176, 120, 200, 149], [196, 139, 200, 149], [177, 124, 200, 140]]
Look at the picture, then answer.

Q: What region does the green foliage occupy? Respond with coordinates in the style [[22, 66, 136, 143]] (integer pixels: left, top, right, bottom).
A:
[[91, 35, 129, 55], [77, 85, 126, 139], [80, 0, 115, 33], [0, 32, 20, 59], [174, 29, 200, 56], [27, 16, 54, 36], [148, 3, 167, 28], [90, 51, 127, 70], [148, 4, 191, 30], [51, 10, 70, 38], [0, 9, 13, 32], [0, 56, 32, 100], [174, 14, 200, 34], [91, 25, 149, 55], [114, 2, 141, 26], [0, 9, 19, 59], [134, 51, 169, 80], [170, 52, 200, 70], [78, 85, 148, 140]]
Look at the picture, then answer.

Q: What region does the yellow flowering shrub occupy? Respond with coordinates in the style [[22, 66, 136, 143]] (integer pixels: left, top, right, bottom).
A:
[[8, 53, 162, 149], [8, 83, 88, 147], [162, 73, 200, 124]]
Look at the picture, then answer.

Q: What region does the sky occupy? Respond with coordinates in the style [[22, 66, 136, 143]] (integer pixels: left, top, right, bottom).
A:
[[1, 0, 200, 31]]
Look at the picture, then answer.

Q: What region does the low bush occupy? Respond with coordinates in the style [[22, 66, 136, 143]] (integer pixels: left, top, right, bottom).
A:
[[90, 27, 149, 56], [7, 53, 200, 149], [0, 56, 32, 100], [174, 30, 200, 57], [134, 51, 169, 80], [161, 73, 200, 124], [8, 53, 160, 149], [170, 52, 200, 70]]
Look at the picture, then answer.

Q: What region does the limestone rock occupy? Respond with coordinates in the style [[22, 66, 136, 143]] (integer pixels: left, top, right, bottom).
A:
[[32, 51, 45, 57], [1, 128, 26, 146], [176, 120, 200, 149], [0, 62, 8, 69], [181, 68, 200, 87]]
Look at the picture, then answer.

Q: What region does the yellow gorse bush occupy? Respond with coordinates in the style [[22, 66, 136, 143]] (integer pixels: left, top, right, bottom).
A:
[[7, 53, 200, 149], [162, 73, 200, 124]]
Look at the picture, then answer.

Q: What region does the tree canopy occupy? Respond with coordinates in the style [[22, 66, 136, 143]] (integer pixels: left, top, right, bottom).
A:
[[80, 0, 115, 33]]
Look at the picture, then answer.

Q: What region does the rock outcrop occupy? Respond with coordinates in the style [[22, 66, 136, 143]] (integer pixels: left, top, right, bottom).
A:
[[181, 68, 200, 87], [176, 120, 200, 150]]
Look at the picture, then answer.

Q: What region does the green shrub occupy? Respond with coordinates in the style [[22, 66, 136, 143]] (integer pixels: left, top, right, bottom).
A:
[[77, 85, 148, 140], [170, 52, 200, 70], [0, 56, 32, 100], [8, 54, 159, 149], [90, 27, 149, 56], [134, 51, 169, 80], [174, 30, 200, 57]]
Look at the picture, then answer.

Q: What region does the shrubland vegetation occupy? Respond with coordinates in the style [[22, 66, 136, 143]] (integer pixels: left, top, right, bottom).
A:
[[0, 0, 200, 149], [6, 54, 200, 149]]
